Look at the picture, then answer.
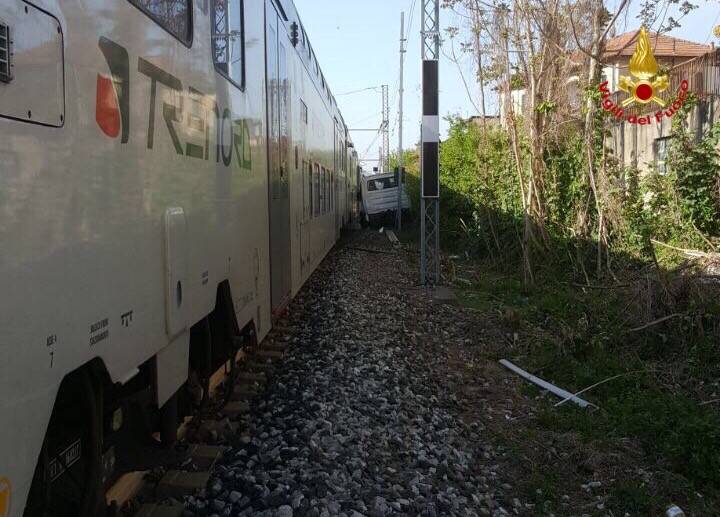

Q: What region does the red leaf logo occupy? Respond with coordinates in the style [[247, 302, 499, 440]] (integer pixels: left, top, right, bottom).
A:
[[96, 74, 121, 138]]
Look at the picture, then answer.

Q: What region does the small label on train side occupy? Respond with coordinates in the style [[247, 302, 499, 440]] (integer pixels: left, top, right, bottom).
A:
[[48, 440, 82, 482], [89, 318, 109, 346]]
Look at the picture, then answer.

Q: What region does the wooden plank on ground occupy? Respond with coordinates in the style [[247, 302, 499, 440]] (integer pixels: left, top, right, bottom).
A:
[[386, 229, 400, 246], [136, 504, 185, 517], [156, 470, 211, 499], [238, 371, 267, 383], [106, 470, 148, 507], [187, 444, 226, 470], [254, 349, 284, 360]]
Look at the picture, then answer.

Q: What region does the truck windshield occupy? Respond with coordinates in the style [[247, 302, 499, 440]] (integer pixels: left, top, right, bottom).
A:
[[367, 177, 398, 192]]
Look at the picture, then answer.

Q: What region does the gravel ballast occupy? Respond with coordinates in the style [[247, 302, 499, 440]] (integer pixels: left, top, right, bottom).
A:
[[185, 231, 513, 517]]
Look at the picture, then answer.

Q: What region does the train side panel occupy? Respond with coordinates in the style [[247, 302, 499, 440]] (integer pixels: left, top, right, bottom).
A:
[[0, 0, 356, 513], [286, 23, 338, 294], [0, 0, 271, 513]]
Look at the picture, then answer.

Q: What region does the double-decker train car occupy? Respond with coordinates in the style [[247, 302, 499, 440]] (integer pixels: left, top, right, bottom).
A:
[[0, 0, 358, 515]]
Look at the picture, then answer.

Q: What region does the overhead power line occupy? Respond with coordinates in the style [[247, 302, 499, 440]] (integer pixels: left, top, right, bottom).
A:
[[336, 86, 382, 96]]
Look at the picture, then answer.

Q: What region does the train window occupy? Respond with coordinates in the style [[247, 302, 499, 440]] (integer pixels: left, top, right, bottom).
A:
[[319, 167, 324, 214], [323, 168, 328, 213], [307, 161, 313, 219], [326, 168, 331, 214], [129, 0, 192, 45], [0, 22, 12, 83], [314, 163, 320, 216], [212, 0, 245, 89], [300, 100, 308, 125], [327, 169, 331, 213]]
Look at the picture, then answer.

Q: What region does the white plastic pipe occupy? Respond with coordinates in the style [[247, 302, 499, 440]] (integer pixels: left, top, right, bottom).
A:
[[499, 359, 592, 409]]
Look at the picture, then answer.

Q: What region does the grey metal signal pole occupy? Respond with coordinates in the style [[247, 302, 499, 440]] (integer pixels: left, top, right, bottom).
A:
[[396, 11, 406, 232], [420, 0, 440, 285]]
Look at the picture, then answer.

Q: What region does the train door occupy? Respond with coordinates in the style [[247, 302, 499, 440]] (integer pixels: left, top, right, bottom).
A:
[[266, 4, 291, 311]]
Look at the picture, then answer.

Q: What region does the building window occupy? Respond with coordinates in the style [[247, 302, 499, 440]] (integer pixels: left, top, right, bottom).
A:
[[212, 0, 245, 89], [654, 137, 671, 175], [129, 0, 192, 45]]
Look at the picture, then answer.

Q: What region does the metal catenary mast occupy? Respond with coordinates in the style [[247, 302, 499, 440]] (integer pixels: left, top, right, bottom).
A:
[[396, 11, 406, 232], [420, 0, 440, 285], [381, 84, 390, 173]]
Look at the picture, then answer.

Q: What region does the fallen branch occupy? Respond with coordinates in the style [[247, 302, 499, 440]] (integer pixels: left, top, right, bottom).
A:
[[555, 370, 656, 407], [344, 246, 396, 256], [499, 359, 596, 409], [627, 313, 684, 333], [570, 282, 633, 290]]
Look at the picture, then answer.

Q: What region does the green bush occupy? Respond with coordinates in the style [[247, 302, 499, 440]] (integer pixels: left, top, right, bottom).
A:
[[432, 114, 719, 265], [669, 120, 720, 235]]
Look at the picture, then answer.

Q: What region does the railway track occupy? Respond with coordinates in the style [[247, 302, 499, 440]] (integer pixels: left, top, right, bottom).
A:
[[106, 323, 294, 517]]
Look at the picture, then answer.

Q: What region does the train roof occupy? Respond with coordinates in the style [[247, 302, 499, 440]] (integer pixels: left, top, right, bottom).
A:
[[274, 0, 353, 148]]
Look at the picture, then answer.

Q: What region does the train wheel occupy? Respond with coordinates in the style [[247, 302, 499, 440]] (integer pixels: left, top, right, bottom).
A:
[[23, 370, 104, 517]]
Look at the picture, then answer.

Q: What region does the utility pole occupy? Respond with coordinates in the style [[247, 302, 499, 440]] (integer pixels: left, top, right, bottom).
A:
[[381, 84, 390, 173], [472, 8, 487, 132], [396, 11, 406, 232], [420, 0, 440, 285]]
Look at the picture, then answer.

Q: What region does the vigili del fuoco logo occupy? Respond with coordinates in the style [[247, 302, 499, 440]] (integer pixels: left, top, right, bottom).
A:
[[599, 27, 691, 125]]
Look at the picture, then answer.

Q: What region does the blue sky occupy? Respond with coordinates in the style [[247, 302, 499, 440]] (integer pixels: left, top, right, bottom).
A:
[[294, 0, 720, 170]]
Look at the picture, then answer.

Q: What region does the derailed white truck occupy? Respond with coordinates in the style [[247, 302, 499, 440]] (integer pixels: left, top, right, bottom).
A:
[[360, 170, 411, 226]]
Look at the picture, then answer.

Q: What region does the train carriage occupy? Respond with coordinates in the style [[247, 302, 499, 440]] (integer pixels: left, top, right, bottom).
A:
[[0, 0, 358, 515]]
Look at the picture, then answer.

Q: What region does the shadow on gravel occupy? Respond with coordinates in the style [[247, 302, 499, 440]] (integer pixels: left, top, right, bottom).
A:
[[184, 229, 528, 517]]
